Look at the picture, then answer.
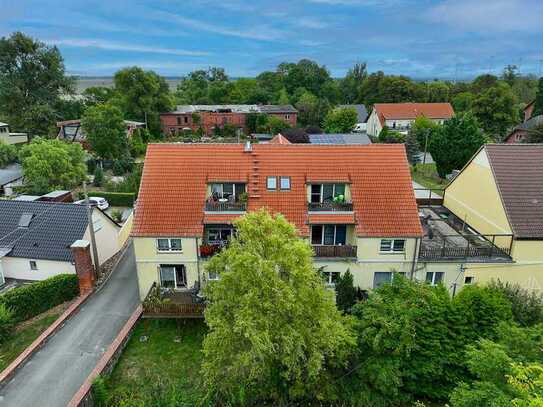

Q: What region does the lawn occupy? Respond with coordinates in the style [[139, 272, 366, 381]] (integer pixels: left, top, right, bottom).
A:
[[411, 163, 448, 192], [101, 319, 207, 406], [0, 310, 63, 371]]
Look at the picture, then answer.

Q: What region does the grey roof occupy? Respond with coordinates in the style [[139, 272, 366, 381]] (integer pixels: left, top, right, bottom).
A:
[[172, 104, 297, 114], [309, 133, 372, 145], [513, 115, 543, 132], [0, 201, 89, 262], [0, 164, 23, 186], [338, 104, 368, 123]]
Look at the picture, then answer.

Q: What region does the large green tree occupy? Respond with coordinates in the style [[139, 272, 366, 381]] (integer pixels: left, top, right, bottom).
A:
[[19, 138, 86, 194], [323, 107, 358, 133], [340, 62, 367, 104], [112, 67, 173, 135], [472, 82, 519, 140], [0, 32, 74, 136], [531, 77, 543, 117], [428, 113, 488, 178], [81, 103, 128, 160], [295, 90, 330, 127], [201, 210, 356, 404]]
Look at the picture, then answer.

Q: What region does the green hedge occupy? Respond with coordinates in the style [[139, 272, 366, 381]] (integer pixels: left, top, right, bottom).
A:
[[0, 274, 79, 322], [79, 191, 135, 207]]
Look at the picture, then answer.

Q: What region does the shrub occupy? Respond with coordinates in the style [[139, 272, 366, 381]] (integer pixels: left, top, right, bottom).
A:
[[112, 156, 134, 176], [0, 140, 17, 168], [110, 209, 123, 223], [335, 269, 358, 313], [93, 166, 104, 187], [0, 303, 14, 343], [0, 274, 79, 322], [78, 191, 135, 207], [487, 280, 543, 326]]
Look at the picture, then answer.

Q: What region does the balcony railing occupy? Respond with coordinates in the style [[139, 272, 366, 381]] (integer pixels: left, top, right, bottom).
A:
[[419, 243, 512, 262], [199, 243, 224, 258], [312, 245, 357, 258], [205, 201, 247, 212], [142, 283, 205, 319], [308, 202, 353, 212]]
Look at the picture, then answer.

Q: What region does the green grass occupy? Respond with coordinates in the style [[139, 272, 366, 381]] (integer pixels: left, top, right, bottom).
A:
[[0, 311, 62, 371], [102, 319, 207, 406], [411, 163, 448, 193]]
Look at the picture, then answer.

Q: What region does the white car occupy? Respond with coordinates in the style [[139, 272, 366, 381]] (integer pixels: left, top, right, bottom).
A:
[[74, 197, 109, 210]]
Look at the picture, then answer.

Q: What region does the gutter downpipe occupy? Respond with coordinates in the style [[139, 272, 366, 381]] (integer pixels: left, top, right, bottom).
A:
[[196, 237, 201, 289], [410, 237, 420, 280]]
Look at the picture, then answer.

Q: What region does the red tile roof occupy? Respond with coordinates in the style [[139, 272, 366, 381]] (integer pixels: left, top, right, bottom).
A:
[[269, 134, 291, 144], [307, 214, 356, 224], [374, 103, 454, 124], [132, 143, 422, 238]]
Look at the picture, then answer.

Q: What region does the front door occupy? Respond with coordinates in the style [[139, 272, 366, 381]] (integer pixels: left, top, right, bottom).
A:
[[175, 265, 187, 288]]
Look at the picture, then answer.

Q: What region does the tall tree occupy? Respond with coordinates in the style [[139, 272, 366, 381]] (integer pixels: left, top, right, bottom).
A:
[[295, 91, 330, 127], [472, 82, 519, 140], [19, 137, 86, 194], [81, 103, 128, 160], [113, 67, 173, 135], [201, 210, 356, 404], [428, 113, 488, 178], [277, 59, 332, 97], [0, 32, 74, 136], [405, 130, 421, 165], [340, 62, 367, 103], [323, 107, 358, 133], [501, 65, 519, 87], [531, 77, 543, 117]]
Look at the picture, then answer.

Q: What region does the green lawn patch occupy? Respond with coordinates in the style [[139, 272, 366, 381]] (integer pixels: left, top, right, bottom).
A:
[[102, 319, 207, 406], [411, 163, 448, 193], [0, 311, 63, 371]]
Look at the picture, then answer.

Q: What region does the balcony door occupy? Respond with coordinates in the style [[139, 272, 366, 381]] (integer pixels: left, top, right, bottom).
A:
[[159, 264, 187, 289], [311, 225, 347, 245]]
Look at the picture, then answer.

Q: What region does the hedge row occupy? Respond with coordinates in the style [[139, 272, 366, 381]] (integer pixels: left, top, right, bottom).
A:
[[0, 274, 79, 322], [78, 191, 135, 207]]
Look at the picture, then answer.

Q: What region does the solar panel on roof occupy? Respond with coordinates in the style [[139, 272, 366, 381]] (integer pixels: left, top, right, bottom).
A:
[[18, 212, 34, 227]]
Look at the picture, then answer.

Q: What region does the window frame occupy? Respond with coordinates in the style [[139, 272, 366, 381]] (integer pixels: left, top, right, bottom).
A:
[[379, 239, 406, 253], [464, 276, 474, 285], [373, 271, 393, 289], [311, 224, 347, 246], [279, 176, 291, 191], [208, 271, 220, 281], [267, 176, 277, 190], [29, 260, 38, 271], [310, 183, 346, 203], [159, 264, 187, 289], [322, 271, 340, 286], [156, 238, 183, 252], [426, 271, 444, 286]]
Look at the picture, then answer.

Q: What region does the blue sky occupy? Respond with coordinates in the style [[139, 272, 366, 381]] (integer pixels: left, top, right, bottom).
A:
[[2, 0, 543, 78]]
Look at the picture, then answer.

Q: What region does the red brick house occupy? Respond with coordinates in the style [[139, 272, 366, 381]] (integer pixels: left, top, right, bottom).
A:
[[160, 105, 298, 136], [504, 100, 541, 143]]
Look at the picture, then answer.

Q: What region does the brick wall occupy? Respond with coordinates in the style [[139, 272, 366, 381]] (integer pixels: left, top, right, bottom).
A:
[[71, 240, 96, 295]]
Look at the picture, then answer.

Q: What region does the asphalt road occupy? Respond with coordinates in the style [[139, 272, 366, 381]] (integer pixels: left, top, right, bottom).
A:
[[0, 243, 139, 407]]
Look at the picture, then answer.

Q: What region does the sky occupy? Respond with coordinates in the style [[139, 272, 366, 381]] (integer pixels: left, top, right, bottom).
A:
[[2, 0, 543, 79]]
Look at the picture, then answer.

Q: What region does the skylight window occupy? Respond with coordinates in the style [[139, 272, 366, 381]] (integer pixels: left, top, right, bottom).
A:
[[18, 212, 34, 228]]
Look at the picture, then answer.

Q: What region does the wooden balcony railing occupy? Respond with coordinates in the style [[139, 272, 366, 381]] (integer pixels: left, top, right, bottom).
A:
[[418, 244, 512, 261], [308, 202, 353, 212], [205, 201, 246, 212], [312, 245, 357, 258]]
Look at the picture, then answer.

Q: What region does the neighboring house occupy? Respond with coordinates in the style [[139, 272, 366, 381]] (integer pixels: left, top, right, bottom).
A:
[[308, 133, 372, 145], [437, 144, 543, 291], [57, 119, 145, 147], [504, 115, 543, 143], [0, 164, 23, 197], [160, 105, 298, 136], [0, 201, 120, 284], [0, 122, 28, 145], [338, 104, 368, 132], [366, 103, 454, 137], [132, 142, 426, 302]]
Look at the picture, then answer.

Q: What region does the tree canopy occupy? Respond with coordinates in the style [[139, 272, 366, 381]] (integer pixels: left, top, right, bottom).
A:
[[201, 209, 356, 404], [323, 107, 358, 133], [0, 32, 74, 136], [19, 138, 87, 194], [532, 77, 543, 117], [81, 103, 128, 160]]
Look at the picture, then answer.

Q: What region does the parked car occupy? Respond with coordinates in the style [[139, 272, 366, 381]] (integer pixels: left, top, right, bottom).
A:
[[74, 197, 109, 210]]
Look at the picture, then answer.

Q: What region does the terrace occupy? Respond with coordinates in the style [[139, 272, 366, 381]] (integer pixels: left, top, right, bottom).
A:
[[142, 283, 205, 319], [418, 205, 513, 262]]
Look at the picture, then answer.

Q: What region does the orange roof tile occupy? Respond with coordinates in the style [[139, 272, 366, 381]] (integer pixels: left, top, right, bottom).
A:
[[374, 103, 454, 123], [132, 143, 423, 238], [269, 134, 291, 144]]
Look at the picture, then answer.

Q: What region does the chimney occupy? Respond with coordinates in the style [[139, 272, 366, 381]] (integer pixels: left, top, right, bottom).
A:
[[71, 239, 96, 295], [244, 140, 252, 152]]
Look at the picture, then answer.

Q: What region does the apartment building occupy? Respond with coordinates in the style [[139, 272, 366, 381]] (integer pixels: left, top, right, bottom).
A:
[[160, 105, 298, 136]]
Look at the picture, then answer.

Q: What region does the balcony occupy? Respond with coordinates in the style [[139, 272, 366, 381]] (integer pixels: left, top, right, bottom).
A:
[[142, 283, 205, 319], [312, 245, 357, 258], [199, 243, 224, 258], [205, 201, 246, 212], [418, 206, 513, 263], [308, 202, 353, 212]]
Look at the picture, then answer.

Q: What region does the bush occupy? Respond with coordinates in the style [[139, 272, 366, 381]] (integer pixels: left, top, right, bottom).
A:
[[0, 140, 17, 168], [0, 274, 79, 322], [112, 156, 134, 176], [487, 280, 543, 326], [79, 190, 135, 207], [0, 303, 14, 343], [110, 209, 123, 223], [104, 165, 142, 195], [335, 269, 357, 313], [93, 166, 104, 187]]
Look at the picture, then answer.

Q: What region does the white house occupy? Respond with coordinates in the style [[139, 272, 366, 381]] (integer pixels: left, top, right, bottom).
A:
[[0, 200, 120, 284], [366, 103, 454, 137], [0, 122, 28, 145]]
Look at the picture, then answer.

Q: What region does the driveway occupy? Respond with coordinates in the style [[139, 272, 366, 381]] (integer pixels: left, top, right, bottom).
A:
[[0, 243, 139, 407]]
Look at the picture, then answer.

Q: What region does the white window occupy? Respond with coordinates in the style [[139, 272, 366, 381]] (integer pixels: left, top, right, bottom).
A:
[[210, 183, 245, 200], [267, 176, 277, 190], [323, 271, 340, 286], [285, 114, 290, 120], [156, 238, 182, 252], [208, 271, 220, 281], [380, 239, 405, 253], [29, 260, 38, 270], [280, 176, 291, 190], [373, 272, 392, 288], [310, 184, 346, 203], [159, 264, 186, 288], [426, 271, 444, 286], [464, 276, 474, 285]]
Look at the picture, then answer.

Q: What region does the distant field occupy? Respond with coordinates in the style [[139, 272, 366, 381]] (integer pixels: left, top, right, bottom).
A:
[[75, 77, 184, 93]]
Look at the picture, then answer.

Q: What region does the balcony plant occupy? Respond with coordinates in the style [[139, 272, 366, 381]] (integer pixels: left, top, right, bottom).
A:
[[200, 244, 220, 258], [333, 194, 345, 203], [238, 192, 248, 204]]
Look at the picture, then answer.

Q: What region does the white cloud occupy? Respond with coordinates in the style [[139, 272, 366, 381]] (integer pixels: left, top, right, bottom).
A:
[[425, 0, 543, 33], [47, 38, 209, 56], [152, 11, 285, 41]]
